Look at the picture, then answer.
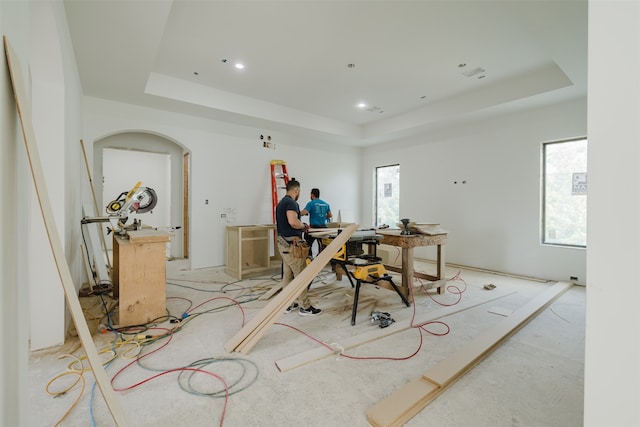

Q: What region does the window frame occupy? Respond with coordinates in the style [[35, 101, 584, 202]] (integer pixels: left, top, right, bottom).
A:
[[374, 163, 400, 228], [541, 137, 588, 248]]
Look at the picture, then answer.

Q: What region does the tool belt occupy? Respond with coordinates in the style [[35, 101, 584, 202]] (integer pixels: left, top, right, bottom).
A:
[[278, 235, 310, 258], [292, 241, 310, 258]]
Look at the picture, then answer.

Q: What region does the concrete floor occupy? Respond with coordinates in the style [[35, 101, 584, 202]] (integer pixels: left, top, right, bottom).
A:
[[29, 259, 585, 426]]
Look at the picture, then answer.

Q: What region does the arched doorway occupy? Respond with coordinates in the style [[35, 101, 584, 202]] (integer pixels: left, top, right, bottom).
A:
[[93, 132, 189, 260]]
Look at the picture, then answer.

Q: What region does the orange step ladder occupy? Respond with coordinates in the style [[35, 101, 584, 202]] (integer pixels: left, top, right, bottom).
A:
[[270, 160, 289, 223]]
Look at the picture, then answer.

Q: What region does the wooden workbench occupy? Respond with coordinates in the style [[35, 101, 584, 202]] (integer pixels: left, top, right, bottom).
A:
[[112, 230, 170, 327], [377, 230, 447, 296]]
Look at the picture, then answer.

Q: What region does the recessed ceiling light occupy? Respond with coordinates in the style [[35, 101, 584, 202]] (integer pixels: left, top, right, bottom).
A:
[[235, 63, 244, 69], [357, 102, 366, 109], [347, 63, 356, 69]]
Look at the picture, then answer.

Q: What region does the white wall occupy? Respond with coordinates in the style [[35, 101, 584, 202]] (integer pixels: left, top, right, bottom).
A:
[[585, 2, 640, 426], [1, 2, 31, 425], [1, 0, 85, 424], [362, 98, 587, 283], [24, 0, 85, 352], [29, 1, 67, 350], [81, 97, 362, 269]]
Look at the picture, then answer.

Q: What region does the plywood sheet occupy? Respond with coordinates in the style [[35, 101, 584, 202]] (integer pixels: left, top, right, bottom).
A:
[[113, 235, 167, 326]]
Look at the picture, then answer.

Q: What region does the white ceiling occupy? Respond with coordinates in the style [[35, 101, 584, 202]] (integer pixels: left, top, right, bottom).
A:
[[63, 0, 587, 147]]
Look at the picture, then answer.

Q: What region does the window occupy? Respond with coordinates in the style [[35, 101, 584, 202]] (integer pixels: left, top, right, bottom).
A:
[[375, 164, 400, 228], [542, 138, 587, 247]]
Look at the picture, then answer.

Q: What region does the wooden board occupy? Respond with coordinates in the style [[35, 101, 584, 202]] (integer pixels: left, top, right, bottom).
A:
[[229, 223, 358, 354], [275, 289, 516, 372], [82, 202, 110, 286], [80, 139, 111, 268], [377, 230, 447, 248], [3, 36, 130, 425], [225, 223, 358, 354], [366, 281, 572, 427], [258, 282, 282, 301], [127, 229, 171, 244]]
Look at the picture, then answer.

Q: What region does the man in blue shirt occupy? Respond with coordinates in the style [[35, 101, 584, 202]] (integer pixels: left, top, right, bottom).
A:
[[301, 188, 332, 257], [301, 188, 332, 228], [276, 179, 321, 316]]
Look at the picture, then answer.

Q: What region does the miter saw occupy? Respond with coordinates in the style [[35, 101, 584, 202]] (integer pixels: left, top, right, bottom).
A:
[[81, 181, 158, 236]]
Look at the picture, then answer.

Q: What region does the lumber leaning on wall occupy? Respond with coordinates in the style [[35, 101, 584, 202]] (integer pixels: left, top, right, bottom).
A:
[[225, 223, 358, 354], [80, 139, 111, 268], [366, 281, 572, 427], [3, 36, 130, 426]]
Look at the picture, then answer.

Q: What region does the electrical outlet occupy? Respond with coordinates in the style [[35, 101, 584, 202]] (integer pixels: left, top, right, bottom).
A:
[[220, 213, 226, 218], [570, 276, 578, 281], [261, 134, 275, 149]]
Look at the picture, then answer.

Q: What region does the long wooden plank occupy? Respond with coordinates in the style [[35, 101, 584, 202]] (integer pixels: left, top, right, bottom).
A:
[[235, 224, 358, 353], [80, 138, 111, 268], [225, 223, 358, 353], [3, 36, 130, 426], [275, 289, 516, 372], [258, 282, 282, 301], [369, 377, 441, 427], [366, 281, 572, 427], [232, 224, 358, 354], [425, 281, 572, 386]]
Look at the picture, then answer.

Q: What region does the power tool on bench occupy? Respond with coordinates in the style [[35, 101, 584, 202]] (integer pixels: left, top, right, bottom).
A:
[[81, 181, 158, 236]]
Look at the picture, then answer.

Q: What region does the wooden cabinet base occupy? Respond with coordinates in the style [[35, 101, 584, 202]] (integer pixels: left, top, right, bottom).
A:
[[112, 230, 170, 327]]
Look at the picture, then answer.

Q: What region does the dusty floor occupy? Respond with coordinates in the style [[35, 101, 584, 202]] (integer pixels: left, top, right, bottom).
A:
[[28, 259, 585, 426]]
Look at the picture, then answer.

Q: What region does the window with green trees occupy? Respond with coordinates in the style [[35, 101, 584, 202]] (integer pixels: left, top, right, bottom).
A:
[[542, 138, 587, 247], [375, 164, 400, 228]]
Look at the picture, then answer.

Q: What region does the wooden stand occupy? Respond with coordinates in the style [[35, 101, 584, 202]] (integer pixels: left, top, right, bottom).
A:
[[112, 230, 170, 327], [226, 225, 279, 279], [377, 230, 447, 295]]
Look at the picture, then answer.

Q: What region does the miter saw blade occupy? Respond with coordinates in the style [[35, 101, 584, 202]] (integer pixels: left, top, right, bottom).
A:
[[105, 185, 158, 217], [135, 187, 157, 213]]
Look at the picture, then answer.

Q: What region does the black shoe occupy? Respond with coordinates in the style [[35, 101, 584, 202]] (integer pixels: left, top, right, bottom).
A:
[[285, 303, 299, 314], [299, 306, 321, 316]]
